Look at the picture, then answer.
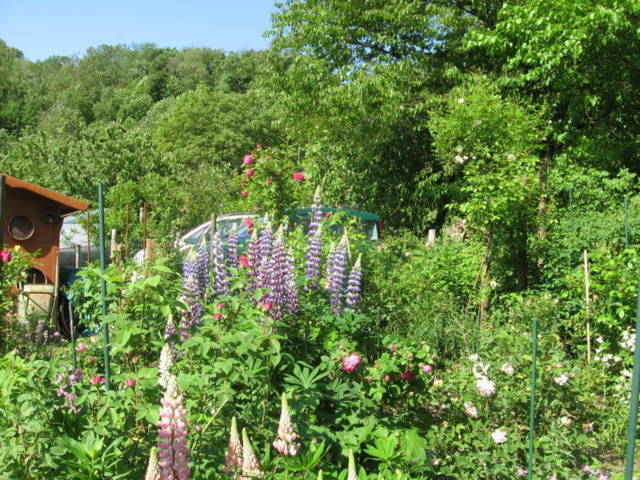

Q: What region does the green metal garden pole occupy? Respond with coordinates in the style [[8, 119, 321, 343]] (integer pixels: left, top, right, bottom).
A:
[[98, 183, 111, 390], [624, 283, 640, 479], [527, 315, 539, 480], [625, 198, 630, 249]]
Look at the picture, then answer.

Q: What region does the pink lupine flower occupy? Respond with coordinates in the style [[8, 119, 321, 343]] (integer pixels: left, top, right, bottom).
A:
[[273, 393, 301, 456], [420, 364, 433, 373], [240, 190, 249, 198], [126, 378, 136, 388], [91, 376, 105, 385], [243, 155, 254, 166], [223, 417, 242, 474], [245, 169, 256, 179], [0, 250, 12, 262], [292, 172, 305, 182], [342, 353, 361, 372], [145, 447, 160, 480], [157, 375, 191, 480], [400, 370, 416, 381], [239, 255, 249, 268], [241, 428, 265, 478]]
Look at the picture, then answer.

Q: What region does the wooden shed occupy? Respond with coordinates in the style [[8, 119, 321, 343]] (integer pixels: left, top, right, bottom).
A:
[[0, 175, 90, 284]]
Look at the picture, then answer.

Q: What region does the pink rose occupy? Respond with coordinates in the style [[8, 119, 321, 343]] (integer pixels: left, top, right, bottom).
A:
[[259, 302, 272, 311], [216, 303, 225, 310], [324, 212, 333, 218], [256, 144, 263, 149], [125, 378, 136, 388], [0, 250, 12, 262], [243, 154, 254, 166], [131, 356, 140, 363], [406, 353, 414, 359], [240, 190, 249, 198], [400, 370, 416, 381], [91, 376, 105, 385], [342, 353, 361, 372], [76, 343, 89, 352], [239, 255, 249, 268], [244, 218, 254, 228], [266, 177, 273, 186], [390, 345, 398, 351], [213, 313, 223, 320], [420, 364, 433, 373], [292, 172, 305, 182], [245, 169, 255, 178]]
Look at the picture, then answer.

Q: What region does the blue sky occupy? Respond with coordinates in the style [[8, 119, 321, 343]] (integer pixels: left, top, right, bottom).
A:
[[0, 0, 278, 61]]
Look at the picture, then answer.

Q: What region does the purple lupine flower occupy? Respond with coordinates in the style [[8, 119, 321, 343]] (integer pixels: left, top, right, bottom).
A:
[[179, 250, 203, 340], [157, 374, 191, 480], [195, 238, 210, 296], [308, 186, 323, 237], [285, 247, 300, 316], [327, 234, 348, 314], [344, 254, 362, 312], [265, 227, 288, 319], [227, 225, 240, 269], [212, 232, 230, 296], [305, 223, 323, 289], [256, 218, 274, 290]]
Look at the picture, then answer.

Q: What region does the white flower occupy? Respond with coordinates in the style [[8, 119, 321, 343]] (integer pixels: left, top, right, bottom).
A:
[[560, 416, 572, 426], [507, 154, 515, 161], [472, 362, 490, 378], [457, 98, 465, 104], [489, 281, 498, 288], [463, 401, 478, 418], [596, 337, 604, 344], [623, 369, 632, 378], [455, 155, 465, 164], [469, 354, 479, 362], [491, 429, 507, 444], [500, 362, 515, 376], [476, 376, 496, 396], [554, 372, 570, 386]]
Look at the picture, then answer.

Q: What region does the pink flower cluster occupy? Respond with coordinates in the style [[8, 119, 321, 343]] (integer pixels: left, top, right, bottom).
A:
[[342, 353, 361, 372], [273, 394, 301, 456], [158, 375, 191, 480], [0, 250, 12, 262], [54, 367, 83, 413]]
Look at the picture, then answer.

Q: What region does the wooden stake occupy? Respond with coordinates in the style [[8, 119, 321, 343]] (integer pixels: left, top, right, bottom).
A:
[[427, 229, 436, 247], [87, 211, 91, 265], [584, 249, 592, 362], [74, 244, 80, 268], [110, 229, 116, 260]]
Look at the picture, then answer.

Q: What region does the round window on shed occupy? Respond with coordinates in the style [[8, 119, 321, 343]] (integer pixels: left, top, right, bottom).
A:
[[9, 216, 35, 241]]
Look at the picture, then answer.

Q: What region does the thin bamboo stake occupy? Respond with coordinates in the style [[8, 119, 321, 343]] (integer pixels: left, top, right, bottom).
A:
[[69, 301, 77, 370], [625, 198, 630, 249], [98, 184, 111, 390], [583, 249, 591, 362], [526, 315, 539, 480], [625, 282, 640, 479]]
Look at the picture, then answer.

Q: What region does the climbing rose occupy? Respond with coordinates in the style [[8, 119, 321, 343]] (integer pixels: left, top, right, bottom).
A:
[[223, 417, 242, 474], [292, 172, 305, 182], [244, 218, 254, 228], [157, 375, 191, 480], [243, 155, 254, 166], [491, 429, 507, 444], [239, 255, 249, 268], [245, 169, 255, 179], [273, 393, 301, 456], [126, 378, 136, 388], [91, 376, 105, 385], [400, 370, 416, 381], [76, 343, 89, 352], [0, 250, 11, 262], [420, 364, 433, 373], [240, 190, 249, 198], [266, 177, 273, 186], [342, 353, 361, 372]]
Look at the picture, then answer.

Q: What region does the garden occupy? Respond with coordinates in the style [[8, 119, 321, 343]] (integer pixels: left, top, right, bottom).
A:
[[1, 1, 640, 478]]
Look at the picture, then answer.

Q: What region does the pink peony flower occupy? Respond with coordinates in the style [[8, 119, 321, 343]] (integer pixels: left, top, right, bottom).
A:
[[292, 172, 305, 182], [400, 370, 416, 381], [126, 378, 136, 388], [243, 155, 254, 166], [0, 250, 12, 262], [420, 364, 433, 373], [91, 376, 105, 385], [342, 353, 361, 372], [240, 190, 249, 198], [266, 177, 273, 186], [245, 169, 256, 179]]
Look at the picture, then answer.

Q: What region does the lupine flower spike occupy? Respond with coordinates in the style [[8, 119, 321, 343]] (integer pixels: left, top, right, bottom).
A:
[[158, 344, 173, 388], [212, 232, 231, 295], [241, 428, 265, 479], [347, 449, 357, 480], [157, 375, 191, 480], [227, 225, 240, 269], [273, 393, 301, 456], [195, 237, 210, 296], [345, 253, 362, 312], [145, 447, 160, 480], [305, 223, 323, 289], [224, 416, 242, 474], [327, 234, 348, 314]]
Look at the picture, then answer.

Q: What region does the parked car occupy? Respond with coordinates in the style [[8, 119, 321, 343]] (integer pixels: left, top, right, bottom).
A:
[[178, 207, 382, 252]]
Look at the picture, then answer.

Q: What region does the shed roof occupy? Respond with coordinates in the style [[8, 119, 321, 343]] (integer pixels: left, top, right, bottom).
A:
[[2, 175, 90, 214]]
